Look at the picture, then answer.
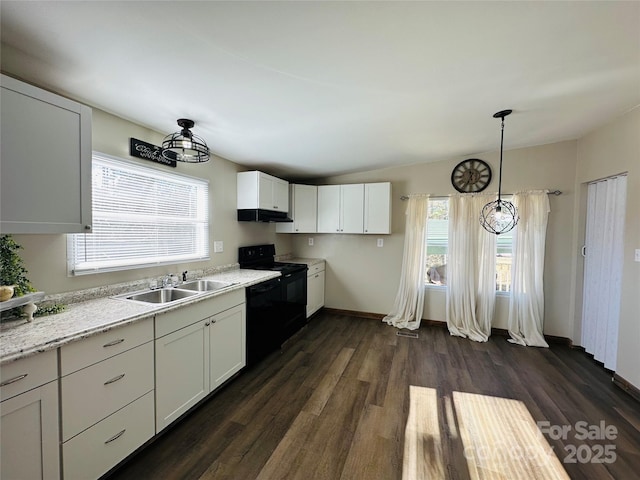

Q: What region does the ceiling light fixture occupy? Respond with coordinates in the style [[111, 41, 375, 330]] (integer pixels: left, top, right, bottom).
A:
[[480, 109, 518, 235], [161, 118, 210, 163]]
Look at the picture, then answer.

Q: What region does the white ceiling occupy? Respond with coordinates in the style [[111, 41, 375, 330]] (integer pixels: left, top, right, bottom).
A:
[[1, 1, 639, 179]]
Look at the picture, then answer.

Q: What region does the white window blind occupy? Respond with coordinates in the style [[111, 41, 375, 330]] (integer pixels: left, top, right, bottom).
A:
[[68, 153, 209, 275]]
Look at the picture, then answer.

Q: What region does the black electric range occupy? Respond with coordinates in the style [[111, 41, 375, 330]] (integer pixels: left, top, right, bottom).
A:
[[238, 244, 308, 365]]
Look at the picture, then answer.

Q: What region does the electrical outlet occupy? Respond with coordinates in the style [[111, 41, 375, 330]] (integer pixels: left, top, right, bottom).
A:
[[377, 238, 384, 247], [308, 237, 314, 246], [214, 241, 224, 253], [635, 249, 640, 262]]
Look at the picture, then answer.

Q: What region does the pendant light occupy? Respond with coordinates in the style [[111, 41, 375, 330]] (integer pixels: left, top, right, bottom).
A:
[[161, 118, 210, 163], [479, 109, 518, 235]]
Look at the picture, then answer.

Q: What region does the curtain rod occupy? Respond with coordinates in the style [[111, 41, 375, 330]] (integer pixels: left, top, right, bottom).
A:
[[400, 190, 562, 201]]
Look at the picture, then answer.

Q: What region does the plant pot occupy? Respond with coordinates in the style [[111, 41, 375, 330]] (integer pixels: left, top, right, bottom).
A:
[[0, 285, 15, 302]]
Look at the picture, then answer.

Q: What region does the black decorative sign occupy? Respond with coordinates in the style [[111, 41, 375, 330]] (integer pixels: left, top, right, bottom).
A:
[[130, 138, 177, 167]]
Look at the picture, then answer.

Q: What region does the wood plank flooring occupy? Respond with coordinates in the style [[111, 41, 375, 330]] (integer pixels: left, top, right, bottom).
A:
[[107, 311, 640, 480]]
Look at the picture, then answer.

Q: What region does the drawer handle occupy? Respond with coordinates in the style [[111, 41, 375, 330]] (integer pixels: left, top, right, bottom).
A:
[[104, 429, 126, 444], [104, 373, 126, 385], [103, 338, 125, 348], [315, 274, 319, 278], [0, 373, 28, 387]]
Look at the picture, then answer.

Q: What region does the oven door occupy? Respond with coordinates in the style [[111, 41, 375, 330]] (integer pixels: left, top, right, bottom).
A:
[[281, 270, 307, 306], [246, 277, 282, 366], [279, 269, 307, 342]]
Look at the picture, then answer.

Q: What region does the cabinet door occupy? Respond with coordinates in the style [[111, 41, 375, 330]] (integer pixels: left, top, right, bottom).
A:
[[209, 304, 246, 391], [1, 74, 92, 234], [278, 184, 317, 233], [155, 321, 209, 432], [272, 177, 290, 212], [317, 185, 341, 233], [340, 184, 364, 233], [293, 184, 317, 233], [307, 270, 325, 318], [1, 381, 60, 480], [258, 173, 274, 210], [364, 182, 392, 234]]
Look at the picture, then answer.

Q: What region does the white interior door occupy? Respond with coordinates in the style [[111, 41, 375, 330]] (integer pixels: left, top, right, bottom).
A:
[[581, 174, 627, 371]]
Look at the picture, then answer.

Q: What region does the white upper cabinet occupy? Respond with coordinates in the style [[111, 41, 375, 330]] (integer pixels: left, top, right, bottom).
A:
[[276, 184, 318, 233], [237, 171, 289, 212], [317, 184, 364, 234], [364, 182, 392, 234], [0, 74, 92, 234]]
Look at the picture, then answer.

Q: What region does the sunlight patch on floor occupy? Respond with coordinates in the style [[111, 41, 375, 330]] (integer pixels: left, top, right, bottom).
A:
[[403, 386, 569, 480], [402, 386, 445, 480]]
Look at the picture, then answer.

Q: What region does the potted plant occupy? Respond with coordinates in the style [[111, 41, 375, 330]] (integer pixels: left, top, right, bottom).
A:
[[0, 234, 35, 301]]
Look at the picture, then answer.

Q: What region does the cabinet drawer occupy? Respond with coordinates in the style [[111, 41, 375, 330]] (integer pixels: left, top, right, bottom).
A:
[[308, 262, 325, 275], [1, 349, 57, 401], [155, 289, 244, 338], [61, 342, 153, 441], [63, 391, 154, 480], [61, 318, 153, 375]]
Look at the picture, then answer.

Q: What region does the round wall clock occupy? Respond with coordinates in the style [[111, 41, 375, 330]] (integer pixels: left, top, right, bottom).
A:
[[451, 158, 492, 193]]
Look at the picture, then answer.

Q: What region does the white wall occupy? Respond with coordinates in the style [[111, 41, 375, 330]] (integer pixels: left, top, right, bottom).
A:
[[291, 140, 578, 338], [10, 108, 292, 295], [574, 106, 640, 390]]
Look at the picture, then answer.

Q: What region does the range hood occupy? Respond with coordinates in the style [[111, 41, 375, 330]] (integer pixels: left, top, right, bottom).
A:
[[237, 209, 293, 223]]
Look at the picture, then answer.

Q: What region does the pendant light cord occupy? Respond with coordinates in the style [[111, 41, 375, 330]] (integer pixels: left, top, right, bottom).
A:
[[498, 116, 504, 202]]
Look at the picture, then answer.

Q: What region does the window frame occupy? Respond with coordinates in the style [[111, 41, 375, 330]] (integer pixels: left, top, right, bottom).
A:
[[424, 196, 514, 293], [67, 152, 210, 276]]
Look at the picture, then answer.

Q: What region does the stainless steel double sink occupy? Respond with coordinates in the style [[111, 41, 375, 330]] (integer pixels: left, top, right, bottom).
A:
[[116, 280, 236, 305]]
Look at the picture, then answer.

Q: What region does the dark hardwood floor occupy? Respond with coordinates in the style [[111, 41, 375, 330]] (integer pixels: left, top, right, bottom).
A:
[[108, 311, 640, 480]]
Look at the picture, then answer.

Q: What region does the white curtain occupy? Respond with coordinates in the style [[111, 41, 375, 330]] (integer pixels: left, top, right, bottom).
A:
[[581, 175, 627, 370], [508, 191, 551, 347], [446, 194, 496, 342], [383, 195, 429, 330]]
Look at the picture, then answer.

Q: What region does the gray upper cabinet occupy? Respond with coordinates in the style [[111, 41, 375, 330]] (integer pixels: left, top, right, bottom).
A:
[[1, 74, 92, 234]]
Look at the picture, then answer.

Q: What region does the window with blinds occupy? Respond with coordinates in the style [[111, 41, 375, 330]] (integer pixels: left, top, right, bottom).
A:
[[68, 153, 209, 275]]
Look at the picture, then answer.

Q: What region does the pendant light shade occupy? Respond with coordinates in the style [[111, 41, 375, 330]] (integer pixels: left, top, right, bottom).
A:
[[162, 119, 210, 163], [479, 109, 519, 235]]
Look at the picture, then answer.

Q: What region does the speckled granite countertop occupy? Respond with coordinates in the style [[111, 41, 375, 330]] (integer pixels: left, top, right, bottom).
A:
[[285, 257, 325, 266], [0, 269, 279, 365]]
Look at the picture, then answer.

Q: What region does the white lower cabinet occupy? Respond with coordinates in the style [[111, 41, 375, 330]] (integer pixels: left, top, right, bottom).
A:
[[209, 304, 246, 390], [1, 290, 248, 479], [307, 262, 326, 318], [61, 342, 154, 441], [155, 292, 246, 432], [1, 380, 60, 480], [155, 319, 210, 431], [59, 319, 154, 479], [62, 391, 154, 480]]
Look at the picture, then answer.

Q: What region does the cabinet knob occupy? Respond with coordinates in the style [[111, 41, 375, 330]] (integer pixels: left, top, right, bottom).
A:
[[205, 321, 211, 326], [85, 225, 92, 230]]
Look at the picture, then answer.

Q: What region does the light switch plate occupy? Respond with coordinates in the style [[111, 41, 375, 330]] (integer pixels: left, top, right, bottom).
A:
[[214, 241, 224, 253], [635, 249, 640, 262], [377, 238, 384, 247]]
